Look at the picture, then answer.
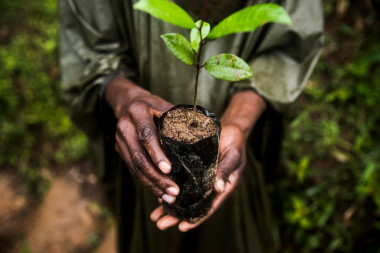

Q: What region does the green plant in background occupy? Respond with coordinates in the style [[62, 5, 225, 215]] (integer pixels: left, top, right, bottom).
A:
[[0, 0, 88, 198], [18, 241, 36, 253], [271, 1, 380, 251], [133, 0, 292, 125]]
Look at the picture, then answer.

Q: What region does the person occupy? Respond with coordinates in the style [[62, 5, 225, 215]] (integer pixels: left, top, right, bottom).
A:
[[58, 0, 324, 252]]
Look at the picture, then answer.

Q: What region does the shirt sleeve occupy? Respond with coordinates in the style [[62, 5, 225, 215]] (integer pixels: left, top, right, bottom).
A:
[[58, 0, 136, 136], [232, 0, 324, 115]]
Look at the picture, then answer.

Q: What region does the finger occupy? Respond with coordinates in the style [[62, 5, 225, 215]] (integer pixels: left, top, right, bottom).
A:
[[179, 220, 198, 232], [156, 215, 180, 230], [116, 132, 177, 200], [115, 142, 121, 154], [149, 96, 173, 114], [151, 108, 164, 119], [115, 127, 179, 201], [128, 106, 172, 174], [121, 126, 178, 193], [150, 205, 166, 222], [116, 139, 176, 203], [215, 148, 242, 193], [227, 169, 241, 187], [179, 170, 242, 232], [116, 136, 164, 196]]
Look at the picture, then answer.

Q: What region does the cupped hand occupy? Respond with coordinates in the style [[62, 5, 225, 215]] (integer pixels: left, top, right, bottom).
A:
[[150, 124, 247, 231], [149, 90, 266, 231], [105, 77, 180, 204]]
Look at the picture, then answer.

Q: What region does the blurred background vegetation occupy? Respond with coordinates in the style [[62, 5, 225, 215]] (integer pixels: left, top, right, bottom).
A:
[[272, 1, 380, 252], [0, 0, 379, 252], [0, 0, 87, 198]]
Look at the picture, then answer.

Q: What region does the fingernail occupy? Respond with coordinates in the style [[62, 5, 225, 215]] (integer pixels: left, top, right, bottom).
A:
[[216, 179, 225, 193], [157, 220, 169, 231], [167, 187, 179, 196], [228, 172, 237, 182], [159, 161, 171, 174], [150, 212, 159, 222], [179, 223, 189, 232], [162, 194, 175, 204]]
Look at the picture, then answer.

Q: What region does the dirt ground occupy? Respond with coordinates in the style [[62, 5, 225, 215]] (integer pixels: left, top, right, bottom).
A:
[[0, 164, 116, 253]]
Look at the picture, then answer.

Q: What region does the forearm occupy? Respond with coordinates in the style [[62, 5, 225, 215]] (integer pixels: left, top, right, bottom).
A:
[[105, 75, 178, 201], [221, 90, 266, 139]]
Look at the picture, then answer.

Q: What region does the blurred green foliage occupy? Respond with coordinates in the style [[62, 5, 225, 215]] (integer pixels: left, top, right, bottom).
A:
[[19, 241, 36, 253], [0, 1, 87, 197], [272, 1, 380, 252]]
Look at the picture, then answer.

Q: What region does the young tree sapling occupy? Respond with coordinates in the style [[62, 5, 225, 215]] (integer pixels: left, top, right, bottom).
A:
[[134, 0, 292, 126], [133, 0, 292, 222]]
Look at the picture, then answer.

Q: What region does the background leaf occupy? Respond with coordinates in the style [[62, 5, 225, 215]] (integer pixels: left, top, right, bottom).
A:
[[204, 54, 253, 81], [161, 33, 195, 65], [190, 20, 210, 53], [208, 3, 292, 39], [133, 0, 195, 29]]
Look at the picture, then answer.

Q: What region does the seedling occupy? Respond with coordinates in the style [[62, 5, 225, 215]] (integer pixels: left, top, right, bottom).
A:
[[134, 0, 292, 125]]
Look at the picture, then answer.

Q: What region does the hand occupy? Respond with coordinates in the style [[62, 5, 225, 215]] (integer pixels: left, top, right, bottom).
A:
[[150, 124, 246, 231], [150, 90, 266, 231], [105, 77, 180, 204]]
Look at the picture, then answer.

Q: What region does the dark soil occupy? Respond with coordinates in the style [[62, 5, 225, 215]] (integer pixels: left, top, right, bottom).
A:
[[161, 107, 218, 144]]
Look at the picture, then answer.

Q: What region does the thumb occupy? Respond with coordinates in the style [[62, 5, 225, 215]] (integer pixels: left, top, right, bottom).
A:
[[214, 148, 242, 194]]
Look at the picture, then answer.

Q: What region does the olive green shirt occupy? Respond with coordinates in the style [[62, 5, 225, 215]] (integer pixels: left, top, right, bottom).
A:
[[58, 0, 323, 252]]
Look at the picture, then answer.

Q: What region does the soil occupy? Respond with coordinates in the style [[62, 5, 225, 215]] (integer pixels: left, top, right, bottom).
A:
[[0, 171, 35, 253], [161, 107, 218, 144]]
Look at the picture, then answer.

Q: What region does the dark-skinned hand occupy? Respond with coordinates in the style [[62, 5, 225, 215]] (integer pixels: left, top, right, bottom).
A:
[[150, 123, 247, 231], [105, 77, 180, 204], [150, 90, 267, 231]]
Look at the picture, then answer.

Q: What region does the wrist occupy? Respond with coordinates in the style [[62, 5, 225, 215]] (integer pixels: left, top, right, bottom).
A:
[[105, 77, 149, 119], [221, 90, 266, 139]]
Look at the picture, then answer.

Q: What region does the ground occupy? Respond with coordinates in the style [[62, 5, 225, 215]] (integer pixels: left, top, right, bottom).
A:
[[0, 164, 116, 253]]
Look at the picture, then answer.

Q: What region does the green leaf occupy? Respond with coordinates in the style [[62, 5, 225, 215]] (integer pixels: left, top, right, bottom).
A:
[[204, 54, 253, 81], [133, 0, 195, 29], [190, 29, 201, 53], [161, 33, 195, 65], [190, 20, 210, 53], [195, 20, 210, 39], [208, 3, 292, 39]]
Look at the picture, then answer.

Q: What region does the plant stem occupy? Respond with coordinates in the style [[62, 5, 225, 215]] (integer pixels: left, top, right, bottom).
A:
[[192, 25, 204, 127], [201, 0, 208, 21], [192, 0, 208, 127]]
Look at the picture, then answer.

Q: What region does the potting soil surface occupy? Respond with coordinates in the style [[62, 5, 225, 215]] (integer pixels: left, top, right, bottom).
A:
[[161, 108, 218, 144]]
